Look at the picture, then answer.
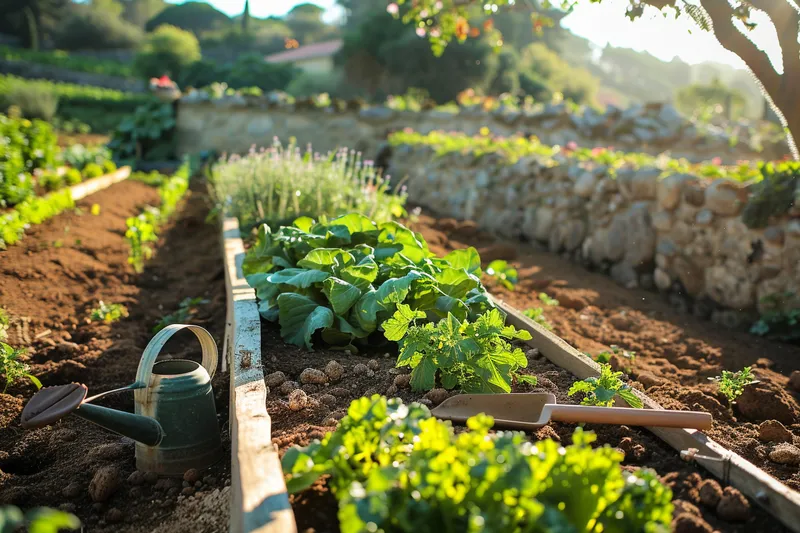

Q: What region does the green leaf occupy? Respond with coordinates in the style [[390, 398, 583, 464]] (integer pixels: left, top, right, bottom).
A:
[[297, 248, 355, 272], [409, 355, 437, 391], [340, 258, 379, 292], [292, 216, 315, 232], [617, 388, 643, 409], [26, 508, 81, 533], [268, 268, 329, 288], [329, 213, 378, 235], [435, 267, 480, 298], [322, 277, 362, 315], [443, 247, 482, 274], [378, 221, 430, 263], [277, 293, 335, 349], [382, 303, 426, 341]]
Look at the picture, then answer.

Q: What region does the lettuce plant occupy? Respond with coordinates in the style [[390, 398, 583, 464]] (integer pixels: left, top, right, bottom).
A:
[[383, 305, 536, 392], [282, 395, 673, 533], [486, 259, 518, 290], [568, 363, 643, 408], [244, 214, 494, 351]]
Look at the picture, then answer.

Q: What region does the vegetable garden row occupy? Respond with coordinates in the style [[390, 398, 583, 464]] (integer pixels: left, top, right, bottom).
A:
[[1, 109, 799, 533]]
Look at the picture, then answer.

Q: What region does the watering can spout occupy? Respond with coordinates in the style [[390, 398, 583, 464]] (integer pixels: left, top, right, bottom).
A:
[[74, 402, 164, 447]]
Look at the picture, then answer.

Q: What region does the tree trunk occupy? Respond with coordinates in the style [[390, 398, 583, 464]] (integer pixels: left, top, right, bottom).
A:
[[23, 7, 38, 51]]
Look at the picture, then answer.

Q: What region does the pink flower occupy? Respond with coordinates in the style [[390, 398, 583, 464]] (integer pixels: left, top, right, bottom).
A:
[[416, 27, 427, 37], [566, 141, 578, 151], [711, 156, 722, 165], [591, 147, 605, 156], [386, 3, 399, 14]]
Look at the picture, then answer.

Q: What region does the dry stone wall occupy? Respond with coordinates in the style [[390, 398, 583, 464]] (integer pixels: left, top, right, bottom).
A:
[[175, 98, 787, 164], [387, 144, 800, 323]]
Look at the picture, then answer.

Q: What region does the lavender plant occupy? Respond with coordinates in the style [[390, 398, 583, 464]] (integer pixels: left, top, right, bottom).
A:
[[210, 138, 407, 232]]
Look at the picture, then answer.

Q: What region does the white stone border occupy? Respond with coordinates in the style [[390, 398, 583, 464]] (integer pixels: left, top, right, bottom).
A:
[[221, 215, 297, 533], [69, 166, 131, 201]]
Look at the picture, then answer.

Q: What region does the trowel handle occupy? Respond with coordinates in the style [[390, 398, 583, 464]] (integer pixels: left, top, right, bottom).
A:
[[548, 404, 713, 430], [135, 324, 219, 387]]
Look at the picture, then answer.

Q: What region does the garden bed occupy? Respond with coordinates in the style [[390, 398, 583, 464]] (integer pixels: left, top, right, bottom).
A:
[[0, 177, 231, 532], [252, 210, 798, 533]]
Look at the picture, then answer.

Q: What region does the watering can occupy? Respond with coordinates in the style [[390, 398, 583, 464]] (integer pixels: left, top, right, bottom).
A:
[[21, 324, 223, 475]]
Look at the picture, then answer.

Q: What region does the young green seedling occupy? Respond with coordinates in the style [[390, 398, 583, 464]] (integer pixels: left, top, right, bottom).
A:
[[538, 292, 559, 306], [709, 366, 759, 405], [90, 301, 128, 324], [568, 363, 642, 408], [1, 342, 41, 394], [523, 307, 552, 330], [486, 260, 518, 290], [154, 297, 209, 333]]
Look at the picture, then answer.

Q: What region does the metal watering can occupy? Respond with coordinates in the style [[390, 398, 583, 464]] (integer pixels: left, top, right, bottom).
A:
[[21, 324, 223, 475]]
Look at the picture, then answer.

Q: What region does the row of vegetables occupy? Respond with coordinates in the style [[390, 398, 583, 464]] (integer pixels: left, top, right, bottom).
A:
[[215, 140, 677, 532]]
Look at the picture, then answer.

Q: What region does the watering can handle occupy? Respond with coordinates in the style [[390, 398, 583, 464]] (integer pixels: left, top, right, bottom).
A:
[[135, 324, 218, 387]]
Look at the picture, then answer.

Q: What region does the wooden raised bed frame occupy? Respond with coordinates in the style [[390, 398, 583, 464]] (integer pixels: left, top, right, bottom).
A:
[[221, 219, 800, 533]]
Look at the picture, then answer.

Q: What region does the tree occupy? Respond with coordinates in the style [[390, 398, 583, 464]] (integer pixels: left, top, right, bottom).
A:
[[285, 2, 338, 44], [145, 1, 230, 33], [676, 78, 747, 120], [54, 4, 144, 50], [134, 24, 202, 79], [120, 0, 166, 28], [388, 0, 800, 159], [0, 0, 68, 49]]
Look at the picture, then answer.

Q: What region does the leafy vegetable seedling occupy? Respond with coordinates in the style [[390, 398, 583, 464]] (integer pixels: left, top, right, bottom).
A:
[[523, 307, 552, 330], [383, 306, 536, 392], [568, 363, 642, 408], [0, 308, 8, 341], [1, 341, 42, 394], [709, 366, 759, 405], [90, 301, 128, 324], [486, 259, 518, 290], [538, 292, 559, 306], [154, 297, 209, 333]]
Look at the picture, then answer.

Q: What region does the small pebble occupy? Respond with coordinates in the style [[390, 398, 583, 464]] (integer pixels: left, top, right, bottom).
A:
[[127, 471, 145, 486], [288, 389, 309, 411], [352, 363, 368, 376], [203, 475, 217, 485], [393, 374, 411, 388], [316, 393, 337, 407], [367, 359, 380, 371], [300, 368, 327, 384], [265, 371, 287, 388], [183, 468, 201, 484], [279, 381, 300, 395], [181, 487, 195, 496], [386, 385, 398, 396], [424, 388, 448, 405], [106, 508, 124, 523], [62, 482, 82, 499], [324, 360, 344, 381], [194, 480, 202, 489], [769, 443, 800, 465]]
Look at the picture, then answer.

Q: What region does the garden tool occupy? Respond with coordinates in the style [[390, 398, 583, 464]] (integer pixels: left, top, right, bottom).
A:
[[431, 392, 713, 431], [21, 324, 222, 475]]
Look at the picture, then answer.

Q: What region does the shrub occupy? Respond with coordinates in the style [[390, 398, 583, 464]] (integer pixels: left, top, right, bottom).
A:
[[64, 168, 82, 186], [102, 160, 117, 174], [225, 53, 297, 91], [83, 163, 105, 179], [54, 7, 144, 51], [285, 70, 342, 97], [4, 85, 59, 121], [39, 171, 64, 192], [108, 102, 176, 162], [134, 25, 202, 80]]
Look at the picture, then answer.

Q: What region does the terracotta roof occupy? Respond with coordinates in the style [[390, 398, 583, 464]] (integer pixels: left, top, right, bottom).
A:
[[265, 39, 343, 63]]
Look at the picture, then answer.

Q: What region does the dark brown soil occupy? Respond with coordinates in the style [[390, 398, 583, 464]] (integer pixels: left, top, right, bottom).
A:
[[258, 212, 796, 533], [0, 179, 230, 532]]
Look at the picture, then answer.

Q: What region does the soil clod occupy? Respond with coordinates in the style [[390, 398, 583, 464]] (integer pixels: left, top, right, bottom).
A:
[[89, 466, 121, 503], [715, 487, 751, 522], [768, 443, 800, 465], [758, 420, 794, 443]]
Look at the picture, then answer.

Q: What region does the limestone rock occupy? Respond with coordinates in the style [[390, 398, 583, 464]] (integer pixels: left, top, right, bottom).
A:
[[758, 420, 793, 443], [769, 443, 800, 465], [658, 174, 695, 210], [705, 179, 747, 216]]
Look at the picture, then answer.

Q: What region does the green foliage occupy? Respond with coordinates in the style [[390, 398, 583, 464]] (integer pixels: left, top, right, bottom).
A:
[[750, 291, 800, 342], [61, 143, 113, 171], [520, 42, 599, 106], [179, 54, 297, 93], [108, 101, 175, 162], [282, 395, 673, 533], [569, 363, 643, 408], [741, 161, 800, 228], [709, 367, 759, 405], [485, 259, 517, 290], [63, 168, 82, 186], [53, 5, 144, 51], [0, 46, 132, 76], [384, 306, 535, 392], [3, 84, 59, 121], [153, 296, 208, 332], [0, 308, 8, 341], [523, 307, 551, 330], [676, 78, 747, 122], [0, 505, 80, 533], [243, 214, 495, 351], [145, 1, 230, 33], [0, 113, 58, 206], [0, 189, 74, 249], [0, 74, 155, 133], [82, 162, 104, 179], [285, 71, 342, 98], [38, 170, 63, 192], [0, 341, 41, 394], [125, 162, 190, 272], [134, 24, 201, 79], [89, 301, 128, 324], [538, 292, 559, 306], [211, 138, 406, 233]]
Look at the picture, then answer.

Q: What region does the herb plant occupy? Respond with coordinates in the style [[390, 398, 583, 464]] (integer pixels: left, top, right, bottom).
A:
[[244, 214, 495, 351], [539, 292, 559, 306], [90, 301, 128, 324], [282, 395, 673, 533], [569, 363, 643, 408], [709, 367, 759, 405], [154, 297, 208, 333], [211, 138, 407, 233], [383, 306, 536, 392], [485, 259, 518, 290], [1, 342, 41, 394]]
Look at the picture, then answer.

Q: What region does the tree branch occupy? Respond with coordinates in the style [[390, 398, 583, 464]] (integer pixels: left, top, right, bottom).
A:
[[697, 0, 783, 102], [748, 0, 800, 98]]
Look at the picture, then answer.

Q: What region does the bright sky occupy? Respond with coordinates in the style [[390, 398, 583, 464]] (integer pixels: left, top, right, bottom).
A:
[[171, 0, 783, 71]]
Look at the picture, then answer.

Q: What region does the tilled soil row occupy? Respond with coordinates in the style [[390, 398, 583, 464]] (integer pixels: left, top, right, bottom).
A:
[[0, 179, 230, 533], [256, 210, 797, 533]]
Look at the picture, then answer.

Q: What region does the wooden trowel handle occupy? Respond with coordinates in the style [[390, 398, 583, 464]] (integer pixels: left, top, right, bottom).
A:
[[549, 404, 713, 430]]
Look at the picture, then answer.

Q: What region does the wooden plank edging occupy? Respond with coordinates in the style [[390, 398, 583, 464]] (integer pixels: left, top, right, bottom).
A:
[[496, 299, 800, 533], [69, 166, 131, 201], [221, 216, 297, 533]]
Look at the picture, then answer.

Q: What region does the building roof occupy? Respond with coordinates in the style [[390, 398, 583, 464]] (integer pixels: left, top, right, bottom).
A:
[[265, 39, 343, 64]]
